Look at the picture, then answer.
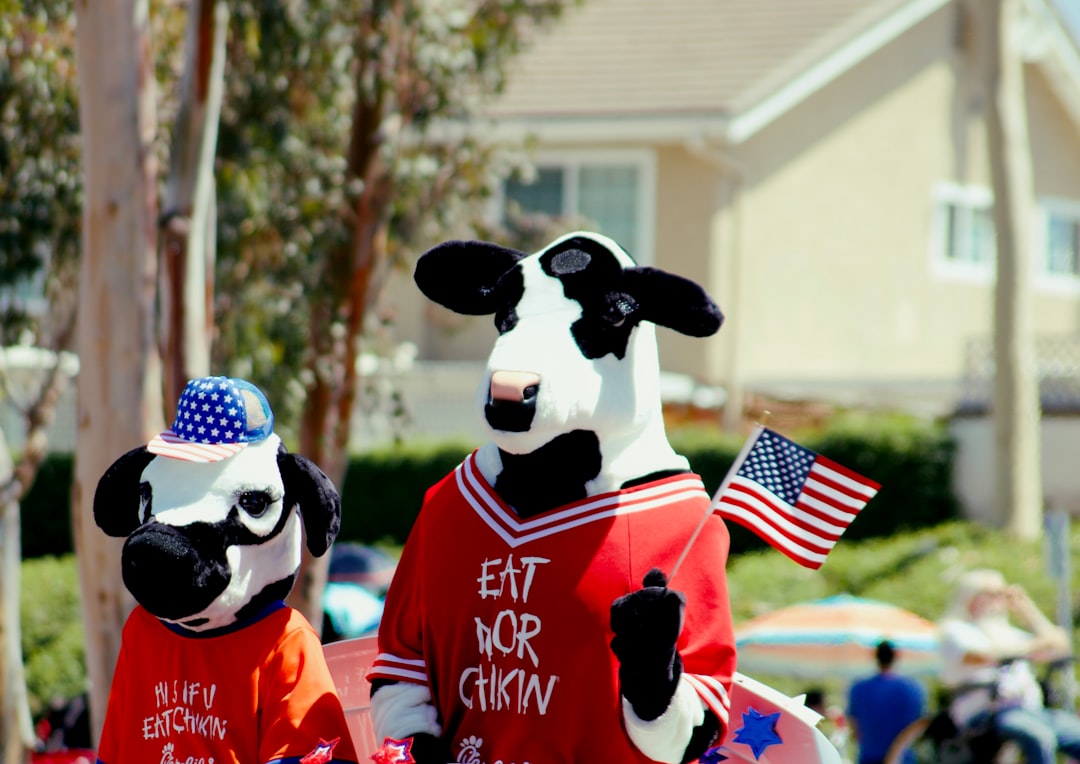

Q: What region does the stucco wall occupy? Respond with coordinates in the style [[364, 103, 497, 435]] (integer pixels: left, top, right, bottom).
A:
[[717, 6, 1080, 397], [733, 6, 979, 384], [379, 2, 1080, 418]]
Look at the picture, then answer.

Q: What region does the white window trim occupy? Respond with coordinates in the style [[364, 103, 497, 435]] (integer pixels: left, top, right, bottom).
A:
[[1034, 195, 1080, 295], [498, 147, 657, 265], [928, 181, 994, 284]]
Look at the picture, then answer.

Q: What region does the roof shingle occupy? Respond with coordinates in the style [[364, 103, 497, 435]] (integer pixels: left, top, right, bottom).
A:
[[485, 0, 917, 119]]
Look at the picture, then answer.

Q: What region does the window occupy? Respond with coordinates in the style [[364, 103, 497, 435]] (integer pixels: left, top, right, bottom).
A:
[[930, 183, 995, 281], [502, 150, 656, 264], [1039, 198, 1080, 282]]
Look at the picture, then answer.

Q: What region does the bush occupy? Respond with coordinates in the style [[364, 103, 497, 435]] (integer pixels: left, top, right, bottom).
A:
[[21, 414, 958, 554], [337, 440, 474, 545], [24, 517, 1072, 722], [671, 412, 960, 555], [20, 554, 86, 717], [20, 453, 74, 558], [804, 412, 960, 539]]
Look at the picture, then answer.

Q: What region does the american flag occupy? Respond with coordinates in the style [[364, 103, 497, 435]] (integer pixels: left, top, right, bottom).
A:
[[711, 425, 880, 570]]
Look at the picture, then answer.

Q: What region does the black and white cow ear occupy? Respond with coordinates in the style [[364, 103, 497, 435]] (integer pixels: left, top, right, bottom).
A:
[[93, 446, 157, 538], [622, 267, 724, 337], [277, 452, 341, 557], [414, 239, 526, 315]]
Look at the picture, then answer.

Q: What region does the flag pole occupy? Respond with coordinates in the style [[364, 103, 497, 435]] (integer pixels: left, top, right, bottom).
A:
[[668, 419, 768, 585]]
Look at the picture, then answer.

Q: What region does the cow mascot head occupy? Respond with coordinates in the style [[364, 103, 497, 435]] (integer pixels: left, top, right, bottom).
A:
[[92, 376, 358, 764], [369, 231, 737, 764]]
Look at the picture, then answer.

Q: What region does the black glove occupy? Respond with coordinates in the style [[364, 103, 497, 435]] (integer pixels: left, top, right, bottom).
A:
[[400, 732, 453, 764], [609, 567, 686, 721]]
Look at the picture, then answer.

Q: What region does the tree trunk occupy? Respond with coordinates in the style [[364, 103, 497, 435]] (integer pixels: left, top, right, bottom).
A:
[[289, 15, 398, 627], [290, 216, 386, 631], [160, 0, 227, 409], [975, 0, 1044, 538], [73, 0, 164, 746], [0, 432, 33, 764]]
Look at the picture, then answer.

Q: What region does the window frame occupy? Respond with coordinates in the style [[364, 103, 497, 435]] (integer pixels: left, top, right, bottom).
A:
[[499, 148, 657, 265], [928, 181, 995, 284], [1035, 195, 1080, 294]]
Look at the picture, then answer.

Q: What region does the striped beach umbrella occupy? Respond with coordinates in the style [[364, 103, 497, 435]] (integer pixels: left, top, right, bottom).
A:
[[734, 594, 942, 680]]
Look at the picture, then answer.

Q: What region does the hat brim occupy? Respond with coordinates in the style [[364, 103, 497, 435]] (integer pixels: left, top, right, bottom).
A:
[[147, 431, 248, 463]]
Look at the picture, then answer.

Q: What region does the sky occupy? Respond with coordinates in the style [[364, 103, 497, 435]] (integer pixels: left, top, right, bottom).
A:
[[1055, 0, 1080, 40]]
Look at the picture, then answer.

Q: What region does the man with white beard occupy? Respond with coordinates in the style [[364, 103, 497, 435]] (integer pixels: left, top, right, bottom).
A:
[[939, 568, 1080, 764]]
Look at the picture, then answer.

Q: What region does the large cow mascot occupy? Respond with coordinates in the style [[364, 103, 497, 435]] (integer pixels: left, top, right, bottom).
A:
[[92, 376, 359, 764], [369, 232, 839, 764]]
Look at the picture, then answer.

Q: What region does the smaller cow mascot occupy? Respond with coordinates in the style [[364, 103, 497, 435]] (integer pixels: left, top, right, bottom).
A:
[[92, 376, 359, 764]]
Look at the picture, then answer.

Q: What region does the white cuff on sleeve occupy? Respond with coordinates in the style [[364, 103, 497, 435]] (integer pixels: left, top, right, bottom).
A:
[[370, 682, 443, 742], [622, 678, 707, 764]]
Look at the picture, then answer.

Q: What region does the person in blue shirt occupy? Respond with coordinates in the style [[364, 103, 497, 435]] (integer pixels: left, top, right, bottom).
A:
[[846, 639, 927, 764]]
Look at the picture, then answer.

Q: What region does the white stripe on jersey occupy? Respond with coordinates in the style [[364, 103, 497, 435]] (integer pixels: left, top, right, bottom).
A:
[[684, 673, 731, 728], [371, 653, 429, 684], [455, 453, 709, 548]]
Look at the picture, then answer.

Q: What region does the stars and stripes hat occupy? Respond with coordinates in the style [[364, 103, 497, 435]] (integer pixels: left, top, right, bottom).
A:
[[147, 376, 275, 463]]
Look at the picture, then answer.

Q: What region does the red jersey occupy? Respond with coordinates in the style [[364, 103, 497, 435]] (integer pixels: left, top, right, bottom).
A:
[[370, 453, 735, 763], [96, 603, 358, 764]]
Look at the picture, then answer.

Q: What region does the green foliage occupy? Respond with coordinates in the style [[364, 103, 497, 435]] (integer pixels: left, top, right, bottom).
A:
[[19, 452, 73, 558], [210, 0, 572, 440], [24, 519, 1080, 722], [671, 413, 961, 555], [0, 2, 81, 342], [727, 519, 1078, 700], [337, 440, 474, 544], [20, 554, 86, 717], [20, 416, 960, 555], [211, 2, 357, 440], [805, 415, 960, 536]]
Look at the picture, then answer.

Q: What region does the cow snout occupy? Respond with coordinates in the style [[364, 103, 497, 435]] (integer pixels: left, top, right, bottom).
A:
[[121, 522, 230, 621], [485, 371, 540, 432]]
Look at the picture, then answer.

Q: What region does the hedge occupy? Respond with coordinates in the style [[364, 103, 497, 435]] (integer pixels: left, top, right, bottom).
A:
[[21, 453, 75, 559], [674, 417, 961, 554], [19, 415, 958, 558]]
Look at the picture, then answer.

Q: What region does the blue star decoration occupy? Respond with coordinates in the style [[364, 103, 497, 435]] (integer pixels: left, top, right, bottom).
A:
[[732, 706, 783, 759], [699, 746, 729, 763]]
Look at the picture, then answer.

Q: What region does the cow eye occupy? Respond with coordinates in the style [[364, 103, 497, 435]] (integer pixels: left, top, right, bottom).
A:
[[237, 490, 273, 518], [606, 295, 636, 326]]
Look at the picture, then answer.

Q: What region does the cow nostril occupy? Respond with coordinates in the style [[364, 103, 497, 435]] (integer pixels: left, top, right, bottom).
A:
[[489, 370, 542, 403], [485, 374, 540, 433]]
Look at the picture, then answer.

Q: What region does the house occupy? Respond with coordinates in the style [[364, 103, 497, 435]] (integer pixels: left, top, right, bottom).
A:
[[378, 0, 1080, 450]]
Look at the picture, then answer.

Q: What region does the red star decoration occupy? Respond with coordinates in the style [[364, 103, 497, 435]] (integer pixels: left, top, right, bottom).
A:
[[370, 736, 416, 764], [300, 737, 340, 764]]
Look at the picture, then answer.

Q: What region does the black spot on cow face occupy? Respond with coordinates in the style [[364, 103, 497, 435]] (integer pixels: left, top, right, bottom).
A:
[[122, 521, 230, 621], [493, 265, 525, 335], [494, 430, 602, 516], [414, 231, 723, 465], [122, 489, 294, 622], [540, 236, 640, 359], [93, 436, 318, 632]]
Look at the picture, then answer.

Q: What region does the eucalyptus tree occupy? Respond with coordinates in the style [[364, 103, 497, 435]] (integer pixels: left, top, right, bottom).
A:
[[0, 2, 82, 759], [8, 1, 573, 748], [962, 0, 1043, 539], [212, 0, 571, 619]]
